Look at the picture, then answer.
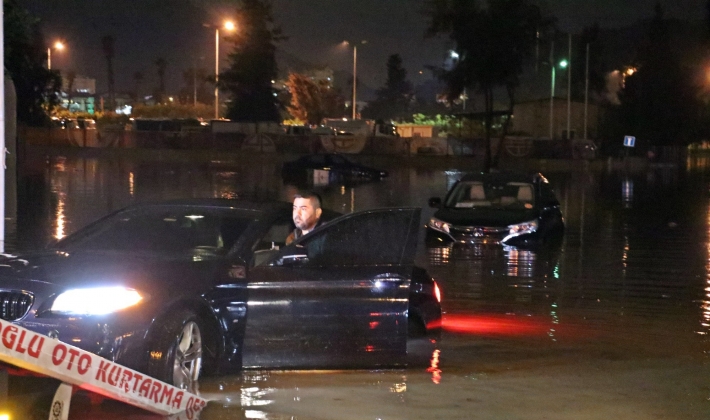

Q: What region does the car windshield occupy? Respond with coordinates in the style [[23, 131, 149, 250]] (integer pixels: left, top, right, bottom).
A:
[[52, 206, 254, 256], [444, 181, 535, 209]]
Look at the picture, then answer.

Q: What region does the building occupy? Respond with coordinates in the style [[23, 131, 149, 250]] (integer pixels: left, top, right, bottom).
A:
[[59, 72, 97, 114], [512, 97, 600, 140]]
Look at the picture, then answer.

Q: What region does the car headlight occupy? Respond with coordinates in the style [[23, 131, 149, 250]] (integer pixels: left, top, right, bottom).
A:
[[429, 217, 451, 234], [508, 220, 538, 236], [51, 287, 143, 315]]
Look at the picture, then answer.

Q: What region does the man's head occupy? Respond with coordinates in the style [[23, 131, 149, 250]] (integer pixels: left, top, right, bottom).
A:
[[293, 192, 322, 234]]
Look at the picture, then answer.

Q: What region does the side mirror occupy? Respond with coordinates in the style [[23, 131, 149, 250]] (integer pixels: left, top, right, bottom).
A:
[[428, 197, 442, 208]]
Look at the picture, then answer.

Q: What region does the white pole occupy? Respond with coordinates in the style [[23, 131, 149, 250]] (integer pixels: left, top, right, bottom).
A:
[[549, 40, 554, 139], [0, 1, 6, 252], [352, 45, 357, 120], [47, 47, 51, 70], [584, 42, 589, 140], [214, 28, 219, 120], [566, 33, 571, 140]]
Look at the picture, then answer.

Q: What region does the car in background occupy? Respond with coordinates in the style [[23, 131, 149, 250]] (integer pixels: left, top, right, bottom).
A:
[[282, 153, 388, 187], [427, 172, 564, 249], [0, 200, 440, 391]]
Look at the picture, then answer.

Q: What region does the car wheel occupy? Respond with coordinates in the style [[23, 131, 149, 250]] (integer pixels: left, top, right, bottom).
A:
[[148, 310, 204, 391]]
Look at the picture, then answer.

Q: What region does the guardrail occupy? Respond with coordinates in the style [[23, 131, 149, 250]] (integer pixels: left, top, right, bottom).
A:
[[0, 319, 207, 418]]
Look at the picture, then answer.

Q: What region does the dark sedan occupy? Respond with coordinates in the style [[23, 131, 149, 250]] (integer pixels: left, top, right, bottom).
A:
[[0, 200, 441, 391], [282, 153, 388, 186], [427, 172, 564, 248]]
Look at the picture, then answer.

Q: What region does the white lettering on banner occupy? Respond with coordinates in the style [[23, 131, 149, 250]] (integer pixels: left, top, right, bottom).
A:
[[0, 319, 207, 416]]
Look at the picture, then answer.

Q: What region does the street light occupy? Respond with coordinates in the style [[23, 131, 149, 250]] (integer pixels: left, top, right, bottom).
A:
[[212, 20, 236, 119], [549, 57, 568, 140], [343, 40, 366, 120], [47, 41, 65, 70]]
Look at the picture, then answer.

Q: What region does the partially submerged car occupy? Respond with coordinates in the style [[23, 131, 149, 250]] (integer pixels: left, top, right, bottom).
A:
[[427, 172, 564, 248], [282, 153, 388, 187], [0, 200, 441, 390]]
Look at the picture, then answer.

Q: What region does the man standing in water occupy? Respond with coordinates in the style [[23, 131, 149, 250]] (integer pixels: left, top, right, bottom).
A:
[[286, 192, 323, 245]]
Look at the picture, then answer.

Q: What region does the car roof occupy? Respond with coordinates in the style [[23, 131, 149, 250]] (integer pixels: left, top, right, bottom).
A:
[[459, 171, 544, 184], [119, 198, 343, 221], [123, 198, 291, 214]]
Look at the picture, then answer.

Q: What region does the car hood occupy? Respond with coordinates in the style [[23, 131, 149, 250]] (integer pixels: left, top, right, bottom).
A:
[[433, 207, 539, 228], [0, 250, 219, 297]]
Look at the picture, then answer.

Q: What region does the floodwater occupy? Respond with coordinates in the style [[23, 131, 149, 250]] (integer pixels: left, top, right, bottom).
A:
[[7, 149, 710, 419]]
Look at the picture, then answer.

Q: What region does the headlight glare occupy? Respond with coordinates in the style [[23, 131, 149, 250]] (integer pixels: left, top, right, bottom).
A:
[[429, 217, 451, 233], [508, 220, 538, 236], [52, 287, 143, 315]]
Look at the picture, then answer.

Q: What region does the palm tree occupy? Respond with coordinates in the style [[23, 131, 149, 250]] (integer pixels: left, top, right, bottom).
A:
[[101, 35, 115, 112], [155, 58, 167, 104], [132, 71, 144, 101]]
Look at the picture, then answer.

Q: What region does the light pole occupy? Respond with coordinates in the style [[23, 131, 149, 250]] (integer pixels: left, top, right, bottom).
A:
[[566, 33, 572, 140], [549, 55, 568, 140], [343, 40, 366, 119], [213, 20, 235, 120], [47, 41, 65, 70]]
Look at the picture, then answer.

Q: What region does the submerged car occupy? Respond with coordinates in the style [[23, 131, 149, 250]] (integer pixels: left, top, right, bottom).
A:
[[0, 200, 440, 390], [427, 172, 564, 248], [282, 153, 388, 186]]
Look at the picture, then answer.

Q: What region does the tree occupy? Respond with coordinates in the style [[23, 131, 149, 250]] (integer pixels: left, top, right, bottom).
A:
[[4, 0, 62, 126], [220, 0, 284, 122], [612, 4, 702, 149], [285, 73, 344, 125], [425, 0, 549, 170], [361, 54, 413, 121], [101, 35, 116, 112], [132, 71, 144, 101], [154, 57, 167, 104], [179, 67, 210, 105]]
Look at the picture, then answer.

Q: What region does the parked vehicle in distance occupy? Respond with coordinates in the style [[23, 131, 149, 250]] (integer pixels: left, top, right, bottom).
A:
[[0, 200, 440, 391], [427, 172, 564, 249], [282, 153, 389, 187]]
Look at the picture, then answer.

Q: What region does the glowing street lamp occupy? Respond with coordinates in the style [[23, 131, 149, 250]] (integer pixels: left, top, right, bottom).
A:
[[213, 20, 236, 119], [47, 41, 65, 70], [549, 57, 569, 139]]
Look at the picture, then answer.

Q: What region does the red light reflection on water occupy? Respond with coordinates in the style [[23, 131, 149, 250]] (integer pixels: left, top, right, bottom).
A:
[[430, 314, 551, 337], [426, 349, 442, 384]]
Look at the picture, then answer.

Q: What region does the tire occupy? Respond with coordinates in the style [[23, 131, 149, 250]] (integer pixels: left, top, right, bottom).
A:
[[148, 309, 204, 391]]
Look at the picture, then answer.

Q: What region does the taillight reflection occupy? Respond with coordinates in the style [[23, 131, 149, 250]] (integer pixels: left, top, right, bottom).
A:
[[433, 314, 549, 337]]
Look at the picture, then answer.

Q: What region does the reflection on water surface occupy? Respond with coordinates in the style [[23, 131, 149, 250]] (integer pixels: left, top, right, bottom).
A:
[[12, 152, 710, 419]]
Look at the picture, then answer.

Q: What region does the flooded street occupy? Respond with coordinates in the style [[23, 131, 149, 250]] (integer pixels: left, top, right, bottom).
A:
[[8, 148, 710, 419]]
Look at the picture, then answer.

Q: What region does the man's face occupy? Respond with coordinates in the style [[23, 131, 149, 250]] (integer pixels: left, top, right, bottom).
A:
[[293, 197, 322, 232]]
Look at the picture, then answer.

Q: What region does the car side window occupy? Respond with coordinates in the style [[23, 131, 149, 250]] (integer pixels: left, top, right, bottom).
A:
[[252, 218, 294, 266], [299, 212, 411, 267]]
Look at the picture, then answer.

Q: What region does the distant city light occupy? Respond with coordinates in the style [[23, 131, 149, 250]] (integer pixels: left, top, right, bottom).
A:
[[224, 20, 236, 31]]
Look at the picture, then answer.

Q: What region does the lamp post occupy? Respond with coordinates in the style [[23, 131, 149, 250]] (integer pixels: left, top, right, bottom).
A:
[[213, 21, 235, 120], [549, 54, 568, 140], [47, 41, 65, 70], [343, 40, 366, 120]]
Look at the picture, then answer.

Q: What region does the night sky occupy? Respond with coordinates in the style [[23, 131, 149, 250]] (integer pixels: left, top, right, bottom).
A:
[[23, 0, 708, 99]]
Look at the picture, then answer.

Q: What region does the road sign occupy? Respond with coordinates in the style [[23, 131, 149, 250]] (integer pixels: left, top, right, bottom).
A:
[[0, 319, 207, 417], [623, 135, 636, 147]]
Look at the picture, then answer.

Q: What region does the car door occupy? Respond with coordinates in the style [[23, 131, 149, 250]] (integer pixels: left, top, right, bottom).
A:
[[241, 207, 421, 369]]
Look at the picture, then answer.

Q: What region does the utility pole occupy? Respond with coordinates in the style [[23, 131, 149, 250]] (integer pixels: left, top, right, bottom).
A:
[[549, 40, 555, 139], [584, 42, 590, 140], [566, 33, 571, 140]]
